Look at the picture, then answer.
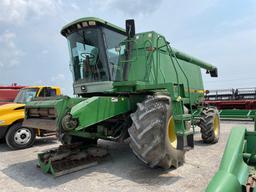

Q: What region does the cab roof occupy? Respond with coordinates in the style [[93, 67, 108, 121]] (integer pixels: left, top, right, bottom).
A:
[[22, 86, 60, 90], [60, 17, 126, 37]]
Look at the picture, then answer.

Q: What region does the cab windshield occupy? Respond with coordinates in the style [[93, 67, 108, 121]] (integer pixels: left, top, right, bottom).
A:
[[67, 27, 126, 83], [14, 88, 38, 104]]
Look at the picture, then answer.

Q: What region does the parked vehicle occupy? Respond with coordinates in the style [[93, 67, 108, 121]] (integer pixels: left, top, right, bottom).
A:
[[23, 17, 220, 176], [0, 86, 61, 149]]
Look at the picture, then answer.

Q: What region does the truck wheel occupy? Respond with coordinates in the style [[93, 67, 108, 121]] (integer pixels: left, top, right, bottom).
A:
[[5, 123, 36, 150], [199, 107, 220, 144], [128, 95, 185, 169]]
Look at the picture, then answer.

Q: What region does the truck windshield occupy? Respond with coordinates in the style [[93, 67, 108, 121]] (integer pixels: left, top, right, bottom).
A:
[[67, 27, 126, 83], [14, 88, 38, 104]]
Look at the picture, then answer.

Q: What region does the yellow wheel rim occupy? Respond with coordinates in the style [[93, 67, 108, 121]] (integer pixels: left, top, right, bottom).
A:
[[213, 115, 220, 137], [167, 116, 177, 148]]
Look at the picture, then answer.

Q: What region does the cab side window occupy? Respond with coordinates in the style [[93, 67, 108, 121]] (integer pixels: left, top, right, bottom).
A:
[[38, 88, 57, 97]]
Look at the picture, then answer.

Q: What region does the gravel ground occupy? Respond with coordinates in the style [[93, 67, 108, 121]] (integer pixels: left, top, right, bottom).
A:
[[0, 121, 254, 192]]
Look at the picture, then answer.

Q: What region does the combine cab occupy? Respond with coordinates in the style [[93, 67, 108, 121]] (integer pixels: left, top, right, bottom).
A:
[[23, 17, 220, 176]]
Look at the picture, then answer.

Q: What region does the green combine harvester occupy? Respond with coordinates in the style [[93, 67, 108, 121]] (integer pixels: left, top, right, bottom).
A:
[[23, 17, 220, 176]]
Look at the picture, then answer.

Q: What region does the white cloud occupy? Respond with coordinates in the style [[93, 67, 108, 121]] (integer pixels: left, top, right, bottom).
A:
[[0, 0, 63, 24], [0, 31, 25, 68], [107, 0, 163, 15], [195, 26, 256, 89], [87, 0, 163, 16], [71, 3, 79, 10], [33, 79, 44, 85], [51, 73, 65, 82]]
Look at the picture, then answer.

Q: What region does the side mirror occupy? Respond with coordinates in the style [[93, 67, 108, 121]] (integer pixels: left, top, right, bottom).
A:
[[210, 68, 218, 77], [125, 19, 135, 38]]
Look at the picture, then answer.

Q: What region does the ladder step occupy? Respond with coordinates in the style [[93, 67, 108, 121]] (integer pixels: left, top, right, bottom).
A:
[[176, 131, 194, 150], [176, 130, 193, 136], [173, 97, 190, 103], [174, 114, 192, 121]]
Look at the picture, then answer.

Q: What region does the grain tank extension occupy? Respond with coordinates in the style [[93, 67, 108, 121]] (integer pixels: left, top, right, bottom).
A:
[[23, 17, 220, 175]]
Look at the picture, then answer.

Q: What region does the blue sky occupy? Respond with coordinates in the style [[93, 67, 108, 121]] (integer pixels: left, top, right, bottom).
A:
[[0, 0, 255, 95]]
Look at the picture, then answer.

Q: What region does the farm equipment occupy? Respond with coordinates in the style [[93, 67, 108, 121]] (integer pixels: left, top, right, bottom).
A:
[[0, 86, 61, 149], [206, 126, 256, 192], [23, 17, 220, 176], [205, 88, 256, 121], [0, 84, 26, 106]]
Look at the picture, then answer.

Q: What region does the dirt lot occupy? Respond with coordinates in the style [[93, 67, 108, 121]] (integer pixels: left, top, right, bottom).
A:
[[0, 121, 253, 192]]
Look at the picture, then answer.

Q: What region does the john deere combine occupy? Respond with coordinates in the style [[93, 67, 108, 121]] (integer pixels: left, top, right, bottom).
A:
[[23, 17, 220, 176]]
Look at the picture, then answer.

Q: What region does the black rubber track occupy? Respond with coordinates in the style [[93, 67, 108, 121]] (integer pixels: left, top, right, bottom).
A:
[[199, 107, 220, 144], [128, 95, 185, 169]]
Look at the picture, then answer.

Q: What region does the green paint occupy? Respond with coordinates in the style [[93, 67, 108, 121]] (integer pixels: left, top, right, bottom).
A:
[[61, 17, 126, 35], [25, 96, 85, 130], [206, 127, 256, 192], [37, 152, 56, 176], [25, 17, 218, 147], [70, 96, 138, 131], [219, 109, 256, 120]]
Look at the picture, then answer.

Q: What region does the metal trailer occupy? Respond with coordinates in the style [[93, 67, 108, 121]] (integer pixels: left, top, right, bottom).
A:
[[0, 84, 26, 105], [205, 88, 256, 121], [0, 86, 61, 149]]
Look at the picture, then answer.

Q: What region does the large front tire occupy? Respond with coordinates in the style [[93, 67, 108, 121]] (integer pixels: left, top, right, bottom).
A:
[[128, 95, 185, 169], [5, 123, 36, 150], [199, 107, 220, 144]]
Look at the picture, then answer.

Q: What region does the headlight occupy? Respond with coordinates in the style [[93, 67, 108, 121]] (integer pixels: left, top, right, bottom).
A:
[[0, 120, 5, 125]]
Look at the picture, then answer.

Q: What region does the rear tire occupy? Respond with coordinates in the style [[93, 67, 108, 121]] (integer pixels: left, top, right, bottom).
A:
[[128, 95, 185, 169], [5, 123, 36, 150], [199, 107, 220, 144]]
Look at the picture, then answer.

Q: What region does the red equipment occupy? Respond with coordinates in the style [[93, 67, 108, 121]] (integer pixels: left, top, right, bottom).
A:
[[204, 88, 256, 110], [0, 84, 26, 105], [204, 88, 256, 120]]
